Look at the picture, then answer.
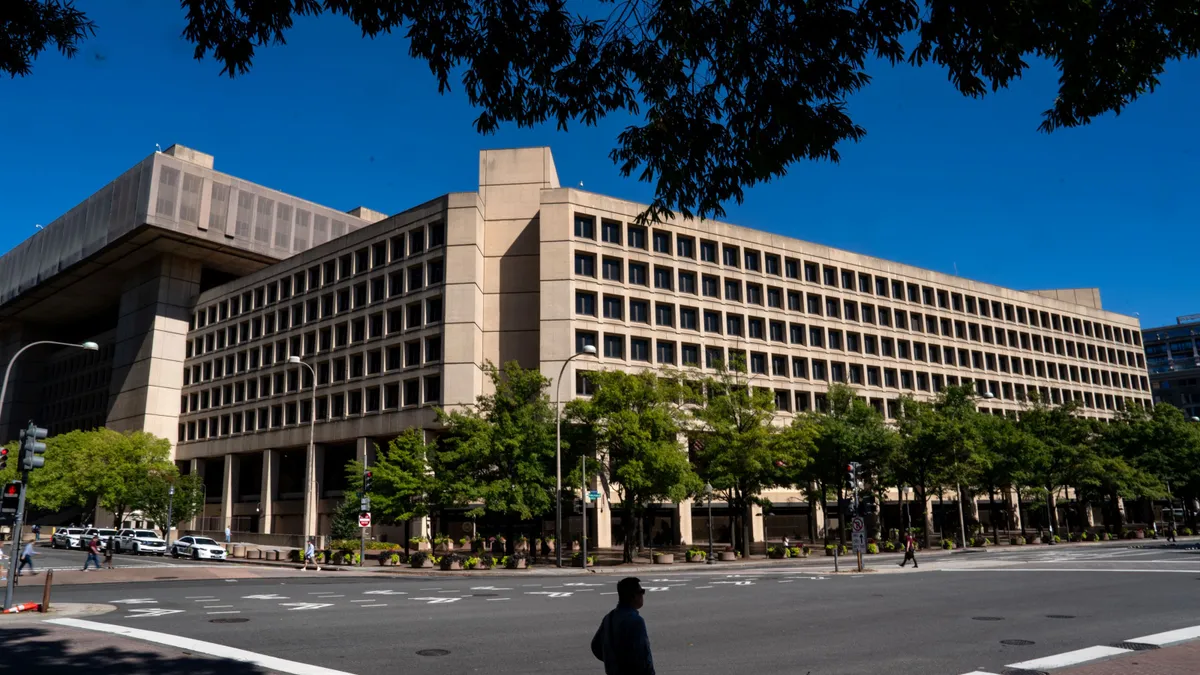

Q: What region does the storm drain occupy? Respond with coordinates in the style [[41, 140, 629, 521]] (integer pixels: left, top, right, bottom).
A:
[[1110, 642, 1160, 651], [972, 616, 1004, 621], [1000, 639, 1036, 646], [1045, 615, 1075, 619], [416, 649, 451, 657], [209, 618, 249, 624]]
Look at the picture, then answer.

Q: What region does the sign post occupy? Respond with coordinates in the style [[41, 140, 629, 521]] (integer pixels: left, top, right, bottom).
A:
[[851, 516, 866, 572]]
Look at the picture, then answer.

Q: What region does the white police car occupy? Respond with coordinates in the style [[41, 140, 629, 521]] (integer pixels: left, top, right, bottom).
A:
[[170, 535, 226, 560]]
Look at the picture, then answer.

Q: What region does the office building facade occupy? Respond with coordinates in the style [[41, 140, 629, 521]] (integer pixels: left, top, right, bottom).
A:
[[1144, 315, 1200, 420]]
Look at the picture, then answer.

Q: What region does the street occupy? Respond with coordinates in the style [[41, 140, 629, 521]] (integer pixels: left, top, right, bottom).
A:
[[6, 543, 1200, 675], [9, 542, 213, 574]]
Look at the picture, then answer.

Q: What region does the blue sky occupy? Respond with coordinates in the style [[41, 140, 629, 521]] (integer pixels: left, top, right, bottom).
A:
[[2, 1, 1196, 329]]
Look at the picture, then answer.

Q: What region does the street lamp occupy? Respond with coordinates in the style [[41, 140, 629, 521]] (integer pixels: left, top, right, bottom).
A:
[[0, 340, 98, 431], [555, 344, 596, 568], [288, 356, 319, 546], [704, 483, 715, 564], [166, 485, 175, 543]]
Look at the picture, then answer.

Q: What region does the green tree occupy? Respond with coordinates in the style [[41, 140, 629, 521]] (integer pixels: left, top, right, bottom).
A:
[[972, 413, 1036, 541], [689, 358, 791, 557], [566, 369, 700, 562], [10, 1, 1196, 221], [1018, 394, 1091, 536], [137, 473, 205, 539], [330, 497, 361, 541], [347, 429, 437, 547], [437, 361, 556, 554]]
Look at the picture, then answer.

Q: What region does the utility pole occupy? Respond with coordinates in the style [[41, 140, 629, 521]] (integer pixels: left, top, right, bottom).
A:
[[361, 465, 372, 567], [580, 455, 587, 571], [166, 485, 175, 543], [4, 421, 46, 610]]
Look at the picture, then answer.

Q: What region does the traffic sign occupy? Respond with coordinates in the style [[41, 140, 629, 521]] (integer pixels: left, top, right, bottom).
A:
[[359, 512, 371, 527], [851, 516, 865, 533], [851, 531, 867, 553], [588, 491, 601, 501]]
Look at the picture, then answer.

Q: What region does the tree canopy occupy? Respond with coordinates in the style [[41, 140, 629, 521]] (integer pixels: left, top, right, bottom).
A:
[[8, 0, 1196, 221]]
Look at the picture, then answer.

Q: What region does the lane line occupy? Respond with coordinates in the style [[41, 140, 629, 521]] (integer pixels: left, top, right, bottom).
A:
[[1128, 625, 1200, 646], [360, 603, 387, 608], [203, 605, 233, 609], [186, 596, 217, 599], [1006, 645, 1130, 670], [47, 618, 354, 675], [350, 600, 374, 603], [207, 611, 241, 615], [486, 598, 510, 602]]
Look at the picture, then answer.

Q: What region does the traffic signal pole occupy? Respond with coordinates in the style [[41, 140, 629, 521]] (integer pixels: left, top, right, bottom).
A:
[[4, 467, 29, 610]]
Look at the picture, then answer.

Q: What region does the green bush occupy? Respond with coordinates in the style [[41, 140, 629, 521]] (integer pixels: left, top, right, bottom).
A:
[[1182, 527, 1194, 536], [787, 546, 802, 558], [1090, 532, 1101, 542], [1052, 534, 1062, 543], [866, 543, 879, 554], [1010, 536, 1026, 545], [942, 540, 955, 550], [884, 540, 897, 552], [767, 545, 786, 559], [686, 548, 707, 560]]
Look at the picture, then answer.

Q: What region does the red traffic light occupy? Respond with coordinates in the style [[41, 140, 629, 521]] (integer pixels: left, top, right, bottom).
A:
[[364, 471, 372, 478], [4, 484, 16, 496]]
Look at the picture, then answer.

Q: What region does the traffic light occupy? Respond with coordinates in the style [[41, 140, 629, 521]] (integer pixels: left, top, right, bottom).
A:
[[19, 423, 47, 471], [0, 446, 7, 471], [0, 481, 19, 524], [573, 498, 584, 514], [845, 463, 857, 492], [363, 470, 373, 493]]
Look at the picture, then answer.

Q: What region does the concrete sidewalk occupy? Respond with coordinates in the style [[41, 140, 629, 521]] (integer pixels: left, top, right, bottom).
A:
[[1046, 640, 1200, 675]]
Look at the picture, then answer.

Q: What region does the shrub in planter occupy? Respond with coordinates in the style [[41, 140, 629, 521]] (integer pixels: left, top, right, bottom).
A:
[[866, 543, 879, 554], [767, 545, 786, 559], [288, 549, 302, 563], [506, 553, 528, 569], [941, 540, 955, 550], [1183, 528, 1194, 537], [410, 551, 433, 568], [389, 552, 403, 565], [410, 537, 431, 551], [883, 541, 897, 552], [825, 544, 836, 556], [686, 548, 707, 563], [476, 553, 495, 569], [572, 551, 598, 567], [1010, 536, 1026, 545], [653, 552, 674, 564], [440, 553, 465, 570], [433, 535, 453, 553], [970, 537, 990, 547], [1052, 534, 1062, 543], [719, 551, 738, 561], [787, 546, 803, 558], [1090, 532, 1101, 542], [801, 545, 812, 557]]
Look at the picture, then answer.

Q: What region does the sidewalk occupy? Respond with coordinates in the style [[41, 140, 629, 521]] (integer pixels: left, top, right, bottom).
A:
[[1053, 641, 1200, 674]]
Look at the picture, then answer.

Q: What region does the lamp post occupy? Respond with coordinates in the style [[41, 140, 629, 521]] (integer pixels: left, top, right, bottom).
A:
[[555, 345, 597, 568], [704, 483, 714, 564], [2, 339, 98, 611], [165, 485, 175, 543], [288, 356, 319, 546]]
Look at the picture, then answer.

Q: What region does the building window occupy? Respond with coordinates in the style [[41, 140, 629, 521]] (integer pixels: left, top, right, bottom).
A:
[[681, 344, 700, 366], [601, 219, 621, 244], [680, 307, 698, 330], [724, 279, 741, 301], [602, 257, 622, 281], [677, 236, 695, 258], [631, 338, 650, 362], [576, 331, 598, 353], [575, 214, 595, 239], [603, 334, 625, 359], [652, 230, 672, 254], [603, 295, 624, 319], [655, 303, 674, 327], [702, 275, 719, 298], [629, 262, 648, 286], [722, 245, 740, 267], [576, 292, 597, 316], [744, 250, 761, 271], [656, 341, 676, 365], [704, 311, 722, 333], [575, 253, 596, 277], [630, 299, 649, 324], [628, 225, 647, 250], [654, 266, 673, 290], [679, 271, 697, 294], [700, 240, 717, 263]]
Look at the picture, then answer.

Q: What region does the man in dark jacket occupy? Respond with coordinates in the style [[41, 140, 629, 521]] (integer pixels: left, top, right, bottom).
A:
[[591, 577, 655, 675]]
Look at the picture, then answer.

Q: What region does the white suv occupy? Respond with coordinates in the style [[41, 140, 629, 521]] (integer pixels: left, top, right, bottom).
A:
[[116, 529, 167, 555], [83, 528, 118, 547], [52, 527, 86, 549]]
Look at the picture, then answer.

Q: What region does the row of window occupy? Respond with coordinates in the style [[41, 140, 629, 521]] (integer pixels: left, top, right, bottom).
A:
[[572, 216, 1139, 346], [178, 375, 442, 443], [190, 221, 445, 331], [573, 291, 1145, 371], [573, 331, 1147, 392], [184, 297, 444, 387]]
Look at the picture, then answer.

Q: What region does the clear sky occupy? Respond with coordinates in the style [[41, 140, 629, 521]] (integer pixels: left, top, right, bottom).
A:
[[2, 1, 1196, 329]]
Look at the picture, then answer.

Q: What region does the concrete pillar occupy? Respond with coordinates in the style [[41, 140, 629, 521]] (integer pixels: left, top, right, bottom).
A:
[[106, 255, 201, 447], [190, 458, 205, 530], [1007, 488, 1023, 532], [810, 496, 826, 540], [676, 499, 693, 546], [260, 449, 277, 534], [221, 454, 239, 534], [750, 503, 764, 542], [594, 494, 612, 549]]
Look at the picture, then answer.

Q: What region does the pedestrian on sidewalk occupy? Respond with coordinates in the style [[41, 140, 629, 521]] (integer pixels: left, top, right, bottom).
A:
[[31, 523, 40, 541], [82, 535, 102, 571], [899, 532, 918, 568], [1168, 524, 1178, 543], [104, 532, 115, 569], [302, 537, 321, 571], [225, 526, 232, 544], [18, 541, 37, 576], [591, 577, 655, 675]]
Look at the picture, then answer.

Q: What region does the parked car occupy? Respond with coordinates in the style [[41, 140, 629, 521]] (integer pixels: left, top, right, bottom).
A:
[[170, 535, 227, 561], [115, 529, 167, 555], [51, 527, 87, 549], [83, 528, 118, 547]]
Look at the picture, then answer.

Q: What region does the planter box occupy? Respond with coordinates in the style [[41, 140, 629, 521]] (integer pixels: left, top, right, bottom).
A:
[[412, 559, 433, 568], [653, 554, 674, 564], [719, 551, 737, 562], [507, 558, 528, 569], [687, 554, 707, 563], [440, 561, 462, 571], [412, 541, 431, 551]]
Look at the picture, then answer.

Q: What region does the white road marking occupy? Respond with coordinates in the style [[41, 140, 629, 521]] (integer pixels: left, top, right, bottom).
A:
[[207, 611, 241, 615], [419, 587, 442, 590], [695, 586, 713, 589], [1128, 625, 1200, 646], [437, 590, 462, 594], [363, 590, 407, 595], [110, 598, 158, 605], [185, 596, 217, 599], [309, 592, 338, 596], [526, 592, 573, 598], [1006, 645, 1131, 670], [351, 599, 375, 603], [959, 671, 1002, 675], [125, 608, 184, 619], [643, 587, 669, 592], [486, 598, 510, 602], [243, 594, 289, 600], [562, 582, 603, 587], [471, 585, 514, 590], [279, 602, 332, 611], [203, 605, 233, 609], [600, 592, 617, 595], [359, 603, 387, 608], [521, 584, 542, 587], [410, 597, 461, 604], [48, 618, 354, 675]]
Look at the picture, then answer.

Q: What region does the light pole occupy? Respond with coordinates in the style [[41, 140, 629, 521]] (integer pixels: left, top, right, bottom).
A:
[[1, 339, 98, 611], [289, 356, 319, 546], [704, 483, 714, 564], [165, 485, 175, 542], [555, 344, 596, 568]]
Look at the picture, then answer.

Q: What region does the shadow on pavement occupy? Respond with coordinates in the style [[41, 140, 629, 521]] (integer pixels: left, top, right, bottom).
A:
[[0, 625, 272, 674]]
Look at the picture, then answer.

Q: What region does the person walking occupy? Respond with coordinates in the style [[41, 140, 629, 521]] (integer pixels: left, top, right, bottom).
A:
[[302, 537, 321, 571], [225, 526, 232, 544], [1168, 523, 1178, 543], [591, 577, 655, 675], [104, 532, 115, 569], [899, 532, 918, 568], [82, 535, 102, 571], [17, 541, 37, 576], [31, 523, 40, 541]]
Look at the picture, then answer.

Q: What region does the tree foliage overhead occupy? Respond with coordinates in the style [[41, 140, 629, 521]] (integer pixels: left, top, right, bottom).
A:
[[8, 0, 1197, 221]]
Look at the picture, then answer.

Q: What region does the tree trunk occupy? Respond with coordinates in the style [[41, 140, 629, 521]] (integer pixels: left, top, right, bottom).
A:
[[741, 503, 752, 558], [1113, 492, 1126, 531], [621, 504, 636, 563], [990, 486, 1000, 542], [916, 486, 933, 549], [1016, 489, 1027, 537]]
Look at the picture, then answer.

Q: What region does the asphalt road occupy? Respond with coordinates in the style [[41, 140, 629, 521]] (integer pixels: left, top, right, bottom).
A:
[[9, 543, 1200, 675], [9, 542, 207, 572]]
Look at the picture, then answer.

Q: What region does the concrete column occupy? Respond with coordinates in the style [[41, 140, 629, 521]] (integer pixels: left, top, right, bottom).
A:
[[676, 499, 693, 546], [190, 458, 205, 530], [810, 496, 826, 540], [260, 449, 277, 534], [1007, 488, 1023, 532], [594, 494, 612, 549], [221, 454, 239, 534], [750, 503, 764, 542], [106, 255, 201, 447]]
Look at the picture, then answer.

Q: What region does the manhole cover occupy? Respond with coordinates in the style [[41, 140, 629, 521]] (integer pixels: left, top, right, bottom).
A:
[[416, 649, 450, 657], [1045, 615, 1075, 619], [1000, 639, 1036, 646], [972, 616, 1004, 621], [209, 618, 249, 624], [1111, 642, 1160, 651], [154, 576, 179, 580], [472, 593, 498, 597]]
